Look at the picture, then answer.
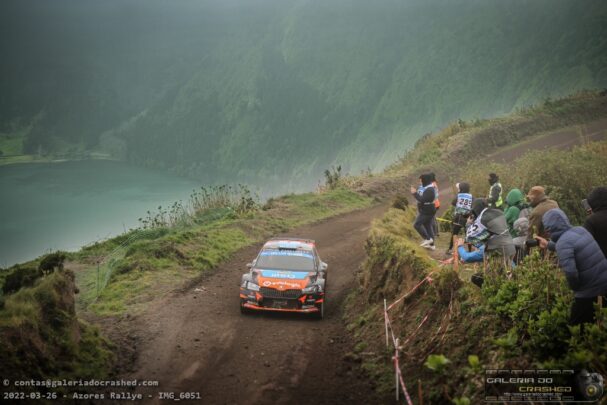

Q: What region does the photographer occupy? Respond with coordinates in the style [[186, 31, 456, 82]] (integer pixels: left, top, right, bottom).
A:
[[535, 208, 607, 326], [583, 186, 607, 257], [465, 198, 515, 259]]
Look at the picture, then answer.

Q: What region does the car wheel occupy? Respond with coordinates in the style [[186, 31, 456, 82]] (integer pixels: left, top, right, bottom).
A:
[[240, 300, 250, 315], [314, 301, 325, 320]]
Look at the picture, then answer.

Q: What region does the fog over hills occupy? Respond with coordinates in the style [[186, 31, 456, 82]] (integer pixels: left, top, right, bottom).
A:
[[1, 0, 606, 191]]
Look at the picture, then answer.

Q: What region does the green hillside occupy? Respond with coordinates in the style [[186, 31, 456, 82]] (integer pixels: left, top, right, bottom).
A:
[[1, 0, 606, 190]]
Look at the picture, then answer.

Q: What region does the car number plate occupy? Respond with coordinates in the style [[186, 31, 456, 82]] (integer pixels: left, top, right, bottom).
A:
[[272, 300, 287, 308]]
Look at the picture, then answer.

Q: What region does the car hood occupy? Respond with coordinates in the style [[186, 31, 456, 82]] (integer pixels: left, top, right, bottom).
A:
[[254, 269, 312, 290]]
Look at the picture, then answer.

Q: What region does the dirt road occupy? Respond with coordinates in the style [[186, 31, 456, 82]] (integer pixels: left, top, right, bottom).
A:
[[119, 117, 607, 405], [126, 204, 388, 404]]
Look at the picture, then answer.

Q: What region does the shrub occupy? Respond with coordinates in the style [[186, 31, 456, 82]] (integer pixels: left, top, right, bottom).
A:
[[38, 251, 67, 275], [2, 267, 43, 295], [324, 165, 342, 190]]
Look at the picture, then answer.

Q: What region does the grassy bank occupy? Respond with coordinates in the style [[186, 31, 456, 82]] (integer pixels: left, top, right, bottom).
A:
[[344, 91, 607, 403], [0, 270, 114, 386]]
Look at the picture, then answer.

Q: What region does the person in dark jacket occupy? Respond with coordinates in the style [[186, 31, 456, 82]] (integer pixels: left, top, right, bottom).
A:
[[486, 173, 503, 210], [584, 186, 607, 258], [537, 208, 607, 326], [447, 182, 472, 254], [410, 173, 437, 250]]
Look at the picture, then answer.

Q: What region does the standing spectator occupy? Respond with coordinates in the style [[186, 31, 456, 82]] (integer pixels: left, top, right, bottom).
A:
[[537, 209, 607, 327], [486, 173, 504, 210], [410, 174, 437, 250], [446, 182, 472, 254], [584, 186, 607, 257], [430, 172, 440, 237], [526, 186, 559, 239], [504, 188, 529, 236]]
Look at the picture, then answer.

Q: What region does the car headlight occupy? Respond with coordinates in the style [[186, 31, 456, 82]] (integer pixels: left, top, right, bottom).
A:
[[303, 284, 321, 294], [244, 281, 260, 291]]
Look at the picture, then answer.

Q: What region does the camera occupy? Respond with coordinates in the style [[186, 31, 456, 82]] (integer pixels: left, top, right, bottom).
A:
[[582, 198, 592, 214], [525, 239, 539, 248], [575, 369, 604, 401]]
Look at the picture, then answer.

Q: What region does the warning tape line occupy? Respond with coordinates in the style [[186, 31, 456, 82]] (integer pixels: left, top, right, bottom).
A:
[[394, 353, 414, 405], [387, 273, 435, 311]]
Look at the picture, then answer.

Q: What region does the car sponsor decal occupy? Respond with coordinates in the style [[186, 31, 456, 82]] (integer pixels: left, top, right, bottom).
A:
[[259, 250, 314, 258], [259, 270, 309, 280]]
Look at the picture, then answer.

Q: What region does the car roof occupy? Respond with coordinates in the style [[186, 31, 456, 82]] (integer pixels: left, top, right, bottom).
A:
[[263, 237, 316, 251]]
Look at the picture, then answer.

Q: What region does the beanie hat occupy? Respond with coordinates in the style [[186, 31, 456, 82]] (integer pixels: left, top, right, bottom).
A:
[[471, 198, 487, 218], [587, 186, 607, 211], [419, 173, 432, 186]]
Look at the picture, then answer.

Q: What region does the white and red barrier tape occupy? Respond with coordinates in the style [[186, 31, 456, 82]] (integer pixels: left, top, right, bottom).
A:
[[383, 271, 437, 404]]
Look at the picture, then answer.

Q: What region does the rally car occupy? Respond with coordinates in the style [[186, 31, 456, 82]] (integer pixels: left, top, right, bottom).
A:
[[239, 238, 327, 319]]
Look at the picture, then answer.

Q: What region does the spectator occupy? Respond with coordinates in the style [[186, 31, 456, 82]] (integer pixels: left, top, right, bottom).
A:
[[584, 186, 607, 258], [446, 182, 472, 254], [466, 198, 515, 259], [486, 173, 504, 210], [410, 174, 437, 250], [504, 188, 529, 236], [512, 217, 530, 263], [537, 208, 607, 327], [455, 237, 485, 263], [526, 186, 559, 239], [430, 172, 440, 237]]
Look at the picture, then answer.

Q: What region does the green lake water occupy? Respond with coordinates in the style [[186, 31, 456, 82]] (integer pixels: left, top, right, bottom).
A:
[[0, 160, 199, 267]]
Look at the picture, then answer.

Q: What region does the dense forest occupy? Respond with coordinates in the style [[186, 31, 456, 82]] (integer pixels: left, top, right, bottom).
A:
[[1, 0, 606, 190]]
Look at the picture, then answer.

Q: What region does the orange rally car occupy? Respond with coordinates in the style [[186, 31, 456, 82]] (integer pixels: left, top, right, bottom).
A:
[[239, 238, 327, 319]]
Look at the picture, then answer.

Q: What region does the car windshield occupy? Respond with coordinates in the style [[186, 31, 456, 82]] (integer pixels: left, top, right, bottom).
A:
[[255, 249, 315, 271]]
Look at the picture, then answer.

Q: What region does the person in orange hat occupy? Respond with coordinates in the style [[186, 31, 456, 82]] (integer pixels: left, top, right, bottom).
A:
[[526, 186, 559, 239]]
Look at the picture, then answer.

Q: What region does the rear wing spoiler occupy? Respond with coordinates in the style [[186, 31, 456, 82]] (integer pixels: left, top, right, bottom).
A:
[[267, 237, 315, 244]]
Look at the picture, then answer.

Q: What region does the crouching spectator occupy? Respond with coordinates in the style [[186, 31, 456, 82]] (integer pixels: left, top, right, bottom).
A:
[[537, 208, 607, 327], [584, 186, 607, 258], [466, 199, 516, 287], [454, 237, 485, 263], [512, 217, 530, 264]]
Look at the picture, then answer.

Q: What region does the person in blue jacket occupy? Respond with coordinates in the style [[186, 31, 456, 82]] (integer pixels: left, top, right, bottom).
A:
[[454, 237, 484, 263], [536, 208, 607, 326]]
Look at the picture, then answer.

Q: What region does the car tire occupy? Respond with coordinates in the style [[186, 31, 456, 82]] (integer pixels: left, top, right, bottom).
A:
[[240, 300, 250, 315], [314, 301, 325, 320]]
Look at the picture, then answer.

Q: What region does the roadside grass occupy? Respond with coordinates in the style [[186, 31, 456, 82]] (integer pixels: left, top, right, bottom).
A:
[[73, 186, 373, 317], [0, 271, 114, 382]]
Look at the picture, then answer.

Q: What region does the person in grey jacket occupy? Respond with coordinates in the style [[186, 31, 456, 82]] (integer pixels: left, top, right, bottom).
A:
[[466, 198, 515, 258], [537, 208, 607, 326]]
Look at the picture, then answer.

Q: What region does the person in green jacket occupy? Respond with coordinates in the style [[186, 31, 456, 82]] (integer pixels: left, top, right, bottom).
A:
[[504, 188, 529, 236]]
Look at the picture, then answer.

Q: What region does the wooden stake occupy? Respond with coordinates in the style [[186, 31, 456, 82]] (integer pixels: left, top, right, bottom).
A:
[[418, 379, 423, 405]]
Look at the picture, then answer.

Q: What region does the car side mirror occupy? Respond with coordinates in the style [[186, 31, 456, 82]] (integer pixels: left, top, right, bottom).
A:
[[320, 262, 328, 271]]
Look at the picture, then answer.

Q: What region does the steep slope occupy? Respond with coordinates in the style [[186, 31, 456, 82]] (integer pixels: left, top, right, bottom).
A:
[[1, 0, 606, 192]]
